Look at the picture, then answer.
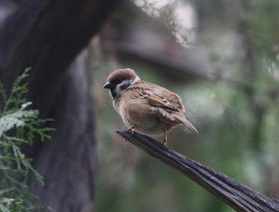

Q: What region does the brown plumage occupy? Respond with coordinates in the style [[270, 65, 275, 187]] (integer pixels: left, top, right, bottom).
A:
[[104, 68, 198, 145]]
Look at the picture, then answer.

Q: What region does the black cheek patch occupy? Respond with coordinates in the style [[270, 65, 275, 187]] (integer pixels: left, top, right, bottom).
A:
[[120, 81, 131, 90], [110, 88, 117, 98]]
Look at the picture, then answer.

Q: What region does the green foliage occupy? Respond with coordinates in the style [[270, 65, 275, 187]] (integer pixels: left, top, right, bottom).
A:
[[247, 0, 279, 61], [0, 70, 51, 212]]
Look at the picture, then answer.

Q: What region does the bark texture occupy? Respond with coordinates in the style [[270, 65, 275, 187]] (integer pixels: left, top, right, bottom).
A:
[[0, 0, 122, 211]]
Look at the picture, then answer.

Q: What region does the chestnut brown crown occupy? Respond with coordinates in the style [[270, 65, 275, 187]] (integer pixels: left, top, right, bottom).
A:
[[104, 68, 140, 98]]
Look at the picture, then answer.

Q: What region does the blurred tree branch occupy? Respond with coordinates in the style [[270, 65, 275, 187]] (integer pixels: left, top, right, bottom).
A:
[[117, 130, 279, 212], [101, 1, 254, 91], [100, 1, 210, 83]]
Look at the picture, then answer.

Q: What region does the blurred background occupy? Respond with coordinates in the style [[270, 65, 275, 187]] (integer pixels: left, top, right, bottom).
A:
[[92, 0, 279, 211]]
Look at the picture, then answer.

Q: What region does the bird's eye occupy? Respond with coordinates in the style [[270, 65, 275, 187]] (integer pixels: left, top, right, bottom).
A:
[[109, 79, 132, 99]]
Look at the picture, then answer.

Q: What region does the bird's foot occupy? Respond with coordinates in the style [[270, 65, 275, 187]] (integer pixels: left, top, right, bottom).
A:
[[162, 131, 168, 146], [128, 127, 136, 134], [162, 140, 168, 146]]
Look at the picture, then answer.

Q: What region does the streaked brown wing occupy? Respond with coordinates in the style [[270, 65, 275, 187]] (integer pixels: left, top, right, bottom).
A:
[[133, 82, 186, 113], [146, 95, 178, 112]]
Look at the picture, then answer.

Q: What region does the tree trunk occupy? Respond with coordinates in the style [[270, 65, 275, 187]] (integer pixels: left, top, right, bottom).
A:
[[0, 0, 122, 211]]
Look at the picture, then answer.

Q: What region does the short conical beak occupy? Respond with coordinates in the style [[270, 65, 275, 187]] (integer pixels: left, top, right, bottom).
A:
[[103, 81, 111, 89]]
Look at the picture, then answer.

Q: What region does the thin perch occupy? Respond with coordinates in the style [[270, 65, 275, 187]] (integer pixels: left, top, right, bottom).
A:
[[117, 130, 279, 212]]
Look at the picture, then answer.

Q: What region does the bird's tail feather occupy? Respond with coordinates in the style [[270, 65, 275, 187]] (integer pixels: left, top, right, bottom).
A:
[[175, 115, 199, 134]]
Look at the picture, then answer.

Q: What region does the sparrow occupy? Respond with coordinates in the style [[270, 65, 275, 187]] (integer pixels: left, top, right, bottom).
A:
[[104, 68, 198, 145]]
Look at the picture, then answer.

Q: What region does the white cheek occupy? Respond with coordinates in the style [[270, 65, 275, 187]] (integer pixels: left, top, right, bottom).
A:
[[112, 100, 117, 111], [115, 80, 132, 96], [114, 78, 140, 98], [133, 76, 141, 83], [115, 84, 123, 96]]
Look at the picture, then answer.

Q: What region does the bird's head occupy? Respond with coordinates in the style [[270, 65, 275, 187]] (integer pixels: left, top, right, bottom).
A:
[[104, 68, 141, 99]]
